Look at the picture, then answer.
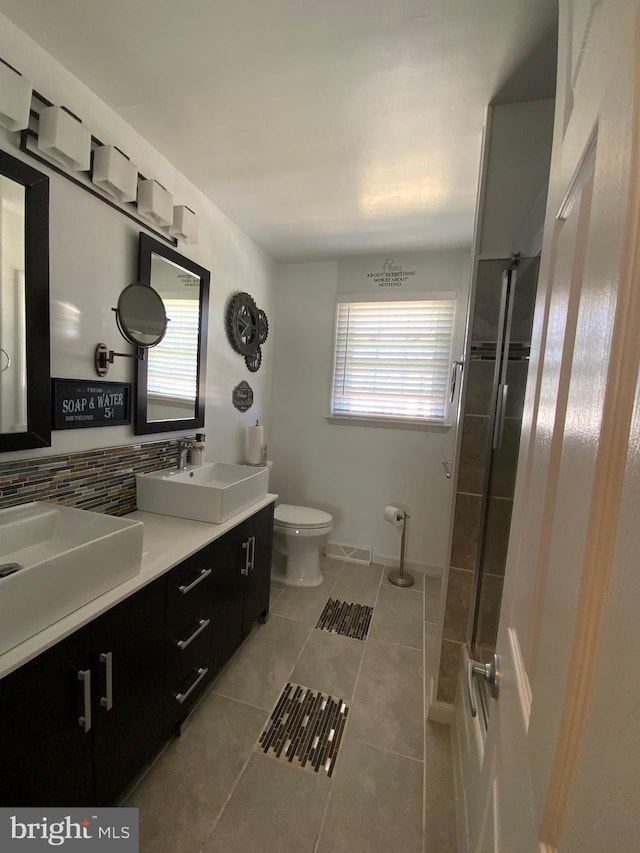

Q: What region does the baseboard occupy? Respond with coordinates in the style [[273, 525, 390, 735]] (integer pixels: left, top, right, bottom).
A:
[[452, 719, 469, 853], [372, 553, 442, 577], [428, 700, 454, 724]]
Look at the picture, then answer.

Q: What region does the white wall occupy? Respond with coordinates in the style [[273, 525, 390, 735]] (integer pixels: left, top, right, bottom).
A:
[[269, 250, 470, 571], [0, 13, 277, 464], [479, 99, 555, 259]]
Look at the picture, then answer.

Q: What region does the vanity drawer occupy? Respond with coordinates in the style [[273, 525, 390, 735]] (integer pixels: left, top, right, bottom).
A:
[[166, 614, 214, 679], [166, 545, 216, 629], [164, 635, 214, 733]]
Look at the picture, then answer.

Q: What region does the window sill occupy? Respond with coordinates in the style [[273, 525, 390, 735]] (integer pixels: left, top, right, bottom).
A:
[[325, 415, 452, 432]]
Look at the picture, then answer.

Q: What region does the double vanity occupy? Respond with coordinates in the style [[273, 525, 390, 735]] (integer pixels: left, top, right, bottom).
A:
[[0, 463, 275, 807]]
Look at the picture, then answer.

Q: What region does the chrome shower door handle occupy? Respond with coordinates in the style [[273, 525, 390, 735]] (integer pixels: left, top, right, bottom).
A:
[[466, 654, 500, 718], [442, 461, 453, 479], [492, 384, 509, 449], [449, 360, 464, 403]]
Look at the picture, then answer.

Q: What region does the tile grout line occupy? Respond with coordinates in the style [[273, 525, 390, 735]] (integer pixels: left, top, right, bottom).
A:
[[313, 562, 386, 849], [345, 735, 425, 764], [195, 564, 349, 853], [423, 580, 427, 853], [284, 564, 344, 674], [266, 559, 349, 853], [207, 688, 276, 716], [199, 565, 349, 851], [197, 729, 267, 853]]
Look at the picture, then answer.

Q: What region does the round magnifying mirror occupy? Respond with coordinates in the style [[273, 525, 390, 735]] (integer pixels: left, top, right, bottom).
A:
[[115, 282, 167, 348]]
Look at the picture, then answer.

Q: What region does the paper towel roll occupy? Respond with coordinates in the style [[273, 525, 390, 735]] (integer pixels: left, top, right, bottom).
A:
[[384, 505, 405, 527], [247, 422, 264, 465]]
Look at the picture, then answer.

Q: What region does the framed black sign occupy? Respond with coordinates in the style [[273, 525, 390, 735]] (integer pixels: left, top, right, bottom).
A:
[[232, 380, 254, 412], [52, 379, 131, 429]]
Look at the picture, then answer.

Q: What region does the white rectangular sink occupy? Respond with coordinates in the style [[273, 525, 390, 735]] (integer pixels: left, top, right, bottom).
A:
[[0, 502, 144, 655], [136, 462, 269, 524]]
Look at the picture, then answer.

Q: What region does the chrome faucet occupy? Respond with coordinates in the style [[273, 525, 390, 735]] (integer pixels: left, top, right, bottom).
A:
[[177, 438, 193, 470]]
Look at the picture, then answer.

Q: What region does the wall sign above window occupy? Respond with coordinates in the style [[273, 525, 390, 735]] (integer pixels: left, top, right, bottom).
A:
[[366, 257, 418, 288]]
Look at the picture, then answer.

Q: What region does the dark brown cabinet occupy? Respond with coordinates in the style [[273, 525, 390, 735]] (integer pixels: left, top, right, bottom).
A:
[[0, 503, 273, 806], [232, 505, 274, 637], [0, 577, 165, 807], [0, 626, 94, 806], [164, 503, 273, 734], [92, 578, 165, 804], [164, 541, 225, 734]]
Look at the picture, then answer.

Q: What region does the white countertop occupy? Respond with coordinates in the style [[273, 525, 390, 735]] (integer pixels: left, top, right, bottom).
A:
[[0, 494, 277, 681]]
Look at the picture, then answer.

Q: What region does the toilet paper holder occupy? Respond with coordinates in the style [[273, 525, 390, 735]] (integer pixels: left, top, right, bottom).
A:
[[386, 508, 414, 589]]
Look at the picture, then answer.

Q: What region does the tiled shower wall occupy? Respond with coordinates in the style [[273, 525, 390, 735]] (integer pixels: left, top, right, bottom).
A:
[[0, 439, 181, 517], [437, 258, 537, 703]]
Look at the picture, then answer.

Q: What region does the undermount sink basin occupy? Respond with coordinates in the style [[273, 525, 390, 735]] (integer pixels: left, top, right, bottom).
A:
[[0, 502, 143, 655], [136, 462, 269, 524]]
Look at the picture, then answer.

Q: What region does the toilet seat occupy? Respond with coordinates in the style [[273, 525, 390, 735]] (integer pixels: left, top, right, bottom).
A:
[[274, 504, 332, 530]]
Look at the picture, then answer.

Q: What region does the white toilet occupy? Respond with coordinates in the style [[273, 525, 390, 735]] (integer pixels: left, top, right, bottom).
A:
[[273, 503, 333, 587]]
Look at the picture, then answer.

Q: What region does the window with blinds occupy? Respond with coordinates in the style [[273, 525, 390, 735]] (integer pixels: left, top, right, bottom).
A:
[[146, 299, 199, 402], [330, 296, 456, 423]]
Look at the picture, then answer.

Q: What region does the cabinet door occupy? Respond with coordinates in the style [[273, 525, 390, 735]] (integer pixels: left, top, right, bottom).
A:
[[0, 627, 94, 806], [209, 531, 245, 669], [91, 578, 165, 804], [239, 504, 274, 637]]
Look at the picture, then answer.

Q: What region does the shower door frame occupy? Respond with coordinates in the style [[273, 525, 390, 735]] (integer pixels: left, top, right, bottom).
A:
[[467, 254, 521, 726]]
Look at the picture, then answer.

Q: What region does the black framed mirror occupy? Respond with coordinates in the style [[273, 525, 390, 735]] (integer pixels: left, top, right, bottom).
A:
[[135, 233, 209, 434], [0, 150, 50, 452]]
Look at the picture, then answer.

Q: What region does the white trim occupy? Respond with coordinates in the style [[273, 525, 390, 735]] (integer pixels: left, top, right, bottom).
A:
[[338, 289, 457, 303], [330, 295, 457, 423], [508, 626, 532, 729], [372, 554, 442, 577], [428, 700, 454, 724], [325, 414, 451, 429]]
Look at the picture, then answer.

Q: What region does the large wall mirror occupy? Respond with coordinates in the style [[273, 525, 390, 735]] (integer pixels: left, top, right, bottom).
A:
[[0, 151, 50, 452], [135, 233, 209, 434]]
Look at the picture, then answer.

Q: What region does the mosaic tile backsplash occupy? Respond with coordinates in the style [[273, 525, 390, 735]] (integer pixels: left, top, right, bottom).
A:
[[0, 439, 180, 517]]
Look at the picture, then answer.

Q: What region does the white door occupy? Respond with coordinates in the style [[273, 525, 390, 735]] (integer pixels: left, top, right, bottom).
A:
[[458, 1, 640, 850]]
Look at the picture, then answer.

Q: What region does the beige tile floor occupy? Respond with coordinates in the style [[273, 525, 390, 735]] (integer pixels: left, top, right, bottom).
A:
[[125, 557, 457, 852]]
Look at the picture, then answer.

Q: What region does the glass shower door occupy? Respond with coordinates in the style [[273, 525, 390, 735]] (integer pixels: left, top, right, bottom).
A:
[[470, 255, 539, 677]]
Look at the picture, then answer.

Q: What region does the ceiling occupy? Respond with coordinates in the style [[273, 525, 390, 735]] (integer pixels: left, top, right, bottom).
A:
[[0, 0, 557, 261]]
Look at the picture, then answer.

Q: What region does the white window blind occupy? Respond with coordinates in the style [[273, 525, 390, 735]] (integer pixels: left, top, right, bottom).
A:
[[330, 297, 456, 422], [147, 299, 199, 401]]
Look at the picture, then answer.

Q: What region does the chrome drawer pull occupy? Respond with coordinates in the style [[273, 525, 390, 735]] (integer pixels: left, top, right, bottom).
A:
[[78, 669, 92, 732], [178, 567, 211, 594], [99, 651, 113, 710], [175, 667, 209, 704], [241, 536, 256, 576], [176, 618, 210, 650], [249, 535, 256, 571]]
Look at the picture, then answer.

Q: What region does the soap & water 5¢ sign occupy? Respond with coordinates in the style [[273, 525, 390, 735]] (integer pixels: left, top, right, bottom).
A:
[[52, 379, 131, 429]]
